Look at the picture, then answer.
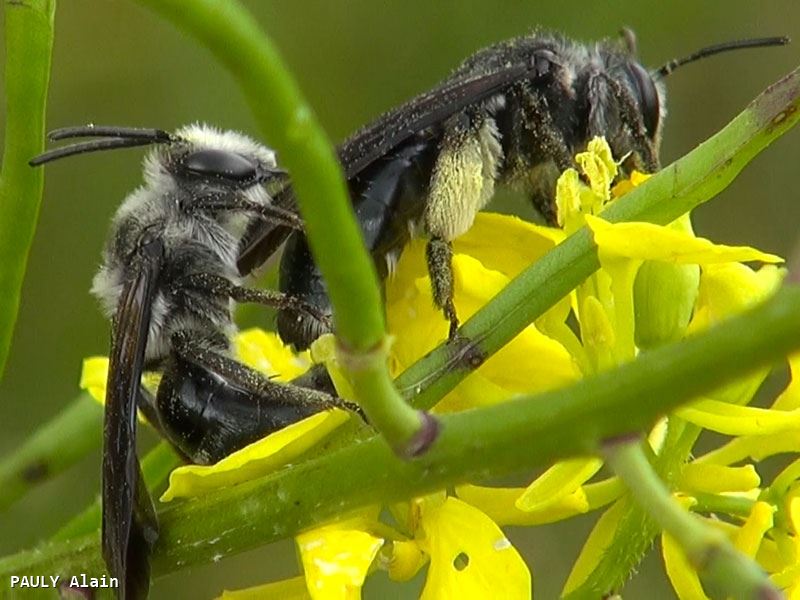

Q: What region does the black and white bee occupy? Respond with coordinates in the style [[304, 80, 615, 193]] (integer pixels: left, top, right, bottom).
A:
[[32, 124, 360, 599], [238, 31, 789, 346]]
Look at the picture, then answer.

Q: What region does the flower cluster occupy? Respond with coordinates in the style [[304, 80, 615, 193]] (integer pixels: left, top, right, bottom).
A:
[[81, 138, 799, 598]]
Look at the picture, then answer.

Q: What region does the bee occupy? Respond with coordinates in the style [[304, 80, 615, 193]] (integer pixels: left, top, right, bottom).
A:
[[237, 31, 789, 347], [31, 124, 361, 599]]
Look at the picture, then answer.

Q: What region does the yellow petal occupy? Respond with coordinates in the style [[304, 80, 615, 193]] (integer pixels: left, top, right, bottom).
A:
[[234, 328, 312, 380], [217, 575, 310, 600], [79, 356, 110, 403], [516, 458, 604, 512], [585, 215, 784, 264], [611, 170, 651, 197], [387, 540, 428, 582], [562, 499, 627, 594], [773, 353, 800, 411], [161, 410, 349, 501], [417, 497, 530, 600], [734, 501, 776, 557], [662, 532, 710, 600], [456, 478, 623, 527], [681, 463, 761, 494], [697, 431, 800, 466], [452, 212, 565, 277], [387, 247, 579, 409], [689, 263, 785, 332], [297, 522, 384, 600], [676, 399, 800, 436]]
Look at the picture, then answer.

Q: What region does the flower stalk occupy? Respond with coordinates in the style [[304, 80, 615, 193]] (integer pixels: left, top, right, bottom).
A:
[[602, 437, 778, 599]]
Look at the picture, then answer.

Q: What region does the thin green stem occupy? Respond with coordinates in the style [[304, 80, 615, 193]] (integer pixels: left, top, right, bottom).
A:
[[603, 440, 777, 600], [0, 0, 56, 377], [133, 0, 425, 454], [52, 442, 180, 541], [3, 285, 800, 586], [0, 392, 101, 510], [397, 65, 800, 410]]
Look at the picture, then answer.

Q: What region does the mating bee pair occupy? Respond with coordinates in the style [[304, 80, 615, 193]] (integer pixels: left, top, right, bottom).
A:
[[32, 30, 788, 599]]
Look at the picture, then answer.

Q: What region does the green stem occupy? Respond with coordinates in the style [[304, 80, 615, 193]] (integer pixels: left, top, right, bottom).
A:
[[564, 416, 702, 598], [397, 65, 800, 410], [0, 393, 101, 510], [3, 285, 800, 586], [133, 0, 425, 454], [52, 442, 180, 541], [603, 440, 777, 600], [0, 0, 56, 377]]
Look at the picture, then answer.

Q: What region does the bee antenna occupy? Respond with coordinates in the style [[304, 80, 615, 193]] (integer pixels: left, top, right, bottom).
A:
[[654, 36, 790, 79], [30, 126, 175, 166], [47, 126, 173, 142]]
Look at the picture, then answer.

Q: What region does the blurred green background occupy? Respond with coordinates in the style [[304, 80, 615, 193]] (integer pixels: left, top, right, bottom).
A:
[[1, 1, 799, 598]]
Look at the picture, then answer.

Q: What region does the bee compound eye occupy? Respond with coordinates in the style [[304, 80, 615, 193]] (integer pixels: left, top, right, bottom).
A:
[[183, 149, 257, 181], [531, 49, 556, 79], [627, 62, 661, 138]]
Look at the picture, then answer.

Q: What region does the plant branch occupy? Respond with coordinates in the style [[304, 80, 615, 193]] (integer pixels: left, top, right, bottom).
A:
[[3, 285, 800, 584], [0, 0, 56, 378], [0, 393, 101, 510]]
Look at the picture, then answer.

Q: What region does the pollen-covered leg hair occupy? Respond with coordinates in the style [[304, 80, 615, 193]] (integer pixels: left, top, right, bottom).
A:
[[607, 76, 659, 171], [186, 193, 303, 230], [426, 236, 459, 339], [174, 273, 332, 329], [519, 87, 574, 172], [422, 110, 501, 339]]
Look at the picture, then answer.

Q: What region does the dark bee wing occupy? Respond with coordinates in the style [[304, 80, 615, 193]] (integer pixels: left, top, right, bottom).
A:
[[338, 65, 529, 176], [102, 237, 164, 600], [237, 64, 530, 275]]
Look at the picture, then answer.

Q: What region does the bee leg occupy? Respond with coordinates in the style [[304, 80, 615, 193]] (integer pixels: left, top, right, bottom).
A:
[[426, 236, 459, 340], [157, 331, 362, 464], [186, 193, 304, 230], [604, 75, 660, 171], [174, 272, 333, 330], [423, 111, 502, 340]]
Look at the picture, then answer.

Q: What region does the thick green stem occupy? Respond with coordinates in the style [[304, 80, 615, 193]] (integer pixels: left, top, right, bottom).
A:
[[0, 393, 101, 510], [3, 286, 800, 586], [603, 440, 777, 600], [133, 0, 425, 454], [0, 0, 56, 378], [397, 65, 800, 410]]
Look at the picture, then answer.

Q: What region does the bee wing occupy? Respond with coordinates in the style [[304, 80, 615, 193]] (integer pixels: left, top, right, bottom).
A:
[[102, 238, 163, 600], [237, 64, 529, 275], [338, 64, 528, 176]]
